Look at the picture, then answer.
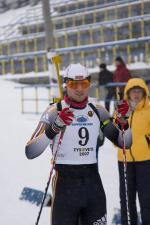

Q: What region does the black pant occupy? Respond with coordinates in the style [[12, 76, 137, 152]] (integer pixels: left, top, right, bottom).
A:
[[118, 161, 150, 225], [105, 88, 115, 112], [51, 164, 107, 225]]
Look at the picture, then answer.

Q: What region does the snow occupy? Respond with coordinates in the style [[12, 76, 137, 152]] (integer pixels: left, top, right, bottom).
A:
[[0, 78, 123, 225], [1, 61, 150, 83], [0, 0, 65, 29], [0, 79, 50, 225], [0, 6, 29, 26]]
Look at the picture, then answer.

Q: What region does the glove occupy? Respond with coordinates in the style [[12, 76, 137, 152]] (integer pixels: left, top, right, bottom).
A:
[[45, 108, 74, 139], [115, 100, 129, 129], [45, 107, 74, 139], [55, 107, 74, 128]]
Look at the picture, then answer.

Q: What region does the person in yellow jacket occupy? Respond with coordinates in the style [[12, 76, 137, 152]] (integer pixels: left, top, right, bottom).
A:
[[117, 78, 150, 225]]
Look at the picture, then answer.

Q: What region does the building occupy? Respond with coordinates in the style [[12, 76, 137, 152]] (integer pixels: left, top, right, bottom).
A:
[[0, 0, 39, 12], [0, 0, 149, 79]]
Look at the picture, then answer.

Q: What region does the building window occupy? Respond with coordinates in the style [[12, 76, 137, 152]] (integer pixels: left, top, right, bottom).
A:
[[118, 6, 128, 19], [75, 16, 83, 26], [106, 48, 114, 65], [97, 0, 105, 4], [37, 38, 45, 51], [103, 26, 114, 42], [117, 45, 128, 63], [58, 35, 65, 48], [2, 44, 8, 55], [117, 23, 129, 40], [107, 9, 115, 20], [55, 22, 63, 30], [130, 42, 145, 62], [14, 60, 22, 74], [84, 13, 93, 25], [107, 0, 116, 3], [95, 11, 105, 23], [74, 52, 83, 64], [67, 33, 78, 47], [93, 29, 101, 43], [65, 17, 73, 27], [78, 2, 85, 9], [0, 62, 3, 75], [84, 49, 97, 67], [144, 2, 150, 14], [87, 1, 95, 7], [145, 20, 150, 36], [37, 57, 44, 72], [132, 21, 141, 38], [68, 4, 76, 12], [61, 53, 70, 67], [131, 4, 141, 16], [80, 30, 90, 45], [19, 41, 26, 53], [27, 39, 34, 52], [10, 42, 17, 54], [59, 6, 66, 13], [37, 23, 44, 33], [19, 25, 28, 35], [4, 61, 11, 74], [25, 58, 34, 72]]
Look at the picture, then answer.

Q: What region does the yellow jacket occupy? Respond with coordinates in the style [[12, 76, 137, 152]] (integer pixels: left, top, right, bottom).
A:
[[118, 78, 150, 162]]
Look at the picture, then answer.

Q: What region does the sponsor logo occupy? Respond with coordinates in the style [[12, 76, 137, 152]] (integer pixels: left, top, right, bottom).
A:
[[88, 110, 94, 117], [74, 147, 94, 156], [72, 122, 93, 126], [75, 75, 84, 79], [93, 214, 107, 225], [76, 115, 88, 122], [72, 115, 92, 126]]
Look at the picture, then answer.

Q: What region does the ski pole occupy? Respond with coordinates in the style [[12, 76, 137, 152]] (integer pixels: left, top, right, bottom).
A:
[[35, 128, 65, 225], [120, 124, 131, 225], [116, 87, 131, 225], [35, 52, 64, 225]]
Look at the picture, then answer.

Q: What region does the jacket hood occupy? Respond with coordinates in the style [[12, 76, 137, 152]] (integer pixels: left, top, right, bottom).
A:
[[116, 64, 126, 70], [124, 78, 149, 99]]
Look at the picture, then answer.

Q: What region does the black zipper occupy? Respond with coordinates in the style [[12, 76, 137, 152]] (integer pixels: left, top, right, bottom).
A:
[[129, 111, 135, 161]]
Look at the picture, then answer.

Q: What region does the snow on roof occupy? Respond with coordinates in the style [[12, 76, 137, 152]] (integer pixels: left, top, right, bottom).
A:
[[0, 62, 150, 82], [0, 5, 29, 26]]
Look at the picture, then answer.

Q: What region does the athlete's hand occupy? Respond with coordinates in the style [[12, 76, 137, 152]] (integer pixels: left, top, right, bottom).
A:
[[45, 107, 74, 139], [115, 100, 129, 129], [55, 107, 74, 128]]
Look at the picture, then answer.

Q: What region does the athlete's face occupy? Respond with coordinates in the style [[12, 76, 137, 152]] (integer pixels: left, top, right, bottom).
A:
[[66, 79, 90, 102]]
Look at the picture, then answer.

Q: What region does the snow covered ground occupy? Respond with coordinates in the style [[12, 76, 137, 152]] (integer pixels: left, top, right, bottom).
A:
[[0, 78, 123, 225]]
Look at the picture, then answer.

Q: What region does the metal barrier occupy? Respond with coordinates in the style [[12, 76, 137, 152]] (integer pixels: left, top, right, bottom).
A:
[[16, 84, 56, 114], [15, 83, 100, 114], [16, 81, 150, 114]]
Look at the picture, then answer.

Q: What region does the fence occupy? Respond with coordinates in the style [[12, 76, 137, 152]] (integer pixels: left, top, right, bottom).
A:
[[16, 82, 132, 114]]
